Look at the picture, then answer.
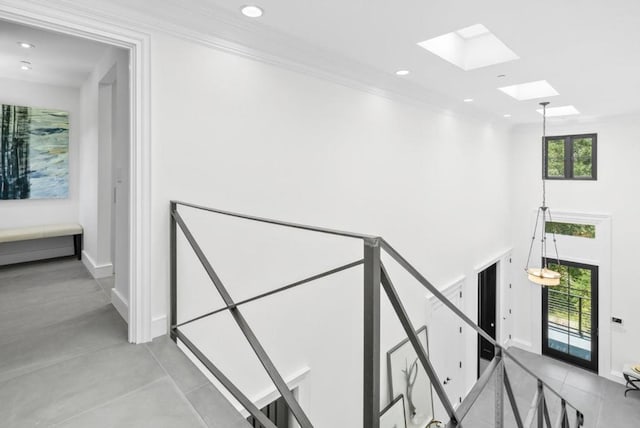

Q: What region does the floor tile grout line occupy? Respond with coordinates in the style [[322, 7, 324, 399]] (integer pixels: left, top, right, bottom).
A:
[[49, 376, 171, 427], [144, 342, 211, 427], [0, 333, 128, 388]]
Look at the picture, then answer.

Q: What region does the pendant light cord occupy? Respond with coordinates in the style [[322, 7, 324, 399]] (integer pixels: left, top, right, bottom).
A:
[[525, 102, 557, 273], [541, 103, 547, 208]]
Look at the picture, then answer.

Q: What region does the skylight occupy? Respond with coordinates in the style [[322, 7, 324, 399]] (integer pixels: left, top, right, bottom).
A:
[[498, 80, 559, 101], [417, 24, 519, 71], [536, 105, 580, 117]]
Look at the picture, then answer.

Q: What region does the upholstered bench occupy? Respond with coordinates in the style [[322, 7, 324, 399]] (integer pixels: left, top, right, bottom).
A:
[[0, 223, 83, 261]]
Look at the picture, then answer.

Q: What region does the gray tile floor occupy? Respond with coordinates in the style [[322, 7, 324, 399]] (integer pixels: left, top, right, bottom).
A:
[[467, 350, 640, 427], [3, 259, 638, 427], [0, 259, 248, 428]]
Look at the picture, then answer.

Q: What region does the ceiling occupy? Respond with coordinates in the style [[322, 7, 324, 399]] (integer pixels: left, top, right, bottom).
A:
[[94, 0, 640, 125], [2, 1, 639, 124], [0, 18, 110, 87]]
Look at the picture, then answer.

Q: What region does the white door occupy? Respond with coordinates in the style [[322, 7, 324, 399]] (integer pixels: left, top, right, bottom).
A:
[[427, 281, 465, 421]]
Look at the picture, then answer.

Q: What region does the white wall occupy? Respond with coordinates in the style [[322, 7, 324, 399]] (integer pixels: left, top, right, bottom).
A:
[[0, 78, 80, 263], [78, 47, 130, 288], [509, 113, 640, 381], [149, 32, 512, 426]]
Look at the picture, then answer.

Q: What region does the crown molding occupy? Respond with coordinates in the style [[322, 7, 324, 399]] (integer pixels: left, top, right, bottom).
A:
[[0, 0, 504, 128]]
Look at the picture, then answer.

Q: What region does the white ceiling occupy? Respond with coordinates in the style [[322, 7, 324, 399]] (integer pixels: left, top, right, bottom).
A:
[[0, 19, 110, 87], [2, 1, 640, 124], [198, 0, 640, 124]]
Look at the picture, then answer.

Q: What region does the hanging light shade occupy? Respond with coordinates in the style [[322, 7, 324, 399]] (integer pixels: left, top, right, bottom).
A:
[[525, 102, 561, 287]]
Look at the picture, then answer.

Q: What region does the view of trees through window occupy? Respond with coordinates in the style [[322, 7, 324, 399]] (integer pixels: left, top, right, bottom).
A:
[[545, 134, 597, 180], [546, 221, 596, 238], [546, 262, 593, 338]]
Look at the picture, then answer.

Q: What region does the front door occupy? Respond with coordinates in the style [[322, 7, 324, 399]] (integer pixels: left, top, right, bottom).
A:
[[542, 259, 598, 372]]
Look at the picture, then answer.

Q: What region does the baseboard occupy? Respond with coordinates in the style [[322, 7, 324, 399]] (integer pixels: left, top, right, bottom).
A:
[[81, 251, 113, 279], [607, 370, 626, 385], [509, 338, 536, 353], [151, 315, 167, 338], [111, 288, 129, 323]]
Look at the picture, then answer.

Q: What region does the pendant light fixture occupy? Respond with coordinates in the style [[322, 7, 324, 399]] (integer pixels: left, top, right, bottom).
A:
[[525, 102, 561, 286]]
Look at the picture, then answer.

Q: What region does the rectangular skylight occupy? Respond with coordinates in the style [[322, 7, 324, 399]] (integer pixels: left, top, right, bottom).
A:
[[536, 105, 580, 117], [417, 24, 519, 71], [498, 80, 559, 100]]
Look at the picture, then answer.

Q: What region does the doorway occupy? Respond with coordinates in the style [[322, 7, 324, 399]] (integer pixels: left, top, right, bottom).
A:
[[477, 263, 497, 377], [0, 5, 152, 343], [542, 259, 598, 372]]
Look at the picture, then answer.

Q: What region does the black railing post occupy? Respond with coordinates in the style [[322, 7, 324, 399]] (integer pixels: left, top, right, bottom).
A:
[[170, 201, 177, 342], [363, 238, 381, 428], [578, 296, 583, 337]]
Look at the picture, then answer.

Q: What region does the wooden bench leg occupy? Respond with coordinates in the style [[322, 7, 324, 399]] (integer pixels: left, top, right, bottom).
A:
[[73, 234, 83, 260]]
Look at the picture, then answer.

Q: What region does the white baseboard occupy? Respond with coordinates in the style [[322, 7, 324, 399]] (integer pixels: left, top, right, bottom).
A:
[[509, 338, 536, 353], [607, 370, 626, 385], [151, 315, 167, 338], [81, 251, 113, 279], [111, 288, 129, 323]]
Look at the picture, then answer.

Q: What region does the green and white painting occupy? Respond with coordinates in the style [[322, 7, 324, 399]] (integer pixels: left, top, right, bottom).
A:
[[0, 104, 69, 200]]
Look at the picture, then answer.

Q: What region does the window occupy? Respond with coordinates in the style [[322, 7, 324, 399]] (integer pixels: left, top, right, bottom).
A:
[[544, 134, 597, 180], [545, 221, 596, 238]]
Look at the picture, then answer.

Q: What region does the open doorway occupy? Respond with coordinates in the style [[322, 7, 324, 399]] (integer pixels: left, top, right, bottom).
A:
[[477, 263, 497, 377], [0, 6, 150, 343]]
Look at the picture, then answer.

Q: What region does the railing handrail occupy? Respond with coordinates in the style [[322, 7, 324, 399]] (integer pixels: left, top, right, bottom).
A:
[[171, 200, 379, 241], [169, 201, 584, 428]]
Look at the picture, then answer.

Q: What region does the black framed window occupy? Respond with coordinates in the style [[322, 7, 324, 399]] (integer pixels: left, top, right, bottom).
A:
[[544, 134, 597, 180]]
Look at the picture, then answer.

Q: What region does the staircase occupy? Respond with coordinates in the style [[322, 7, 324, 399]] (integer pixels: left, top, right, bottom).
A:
[[169, 200, 585, 428]]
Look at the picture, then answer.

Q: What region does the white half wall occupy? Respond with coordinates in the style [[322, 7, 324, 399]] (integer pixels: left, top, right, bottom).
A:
[[0, 78, 80, 264]]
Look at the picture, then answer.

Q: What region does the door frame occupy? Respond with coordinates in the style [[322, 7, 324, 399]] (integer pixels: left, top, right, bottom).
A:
[[541, 258, 599, 372], [477, 262, 497, 377], [0, 1, 153, 343], [471, 249, 512, 387]]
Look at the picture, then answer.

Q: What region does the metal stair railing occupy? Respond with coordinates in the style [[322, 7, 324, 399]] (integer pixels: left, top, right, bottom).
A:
[[169, 200, 585, 428]]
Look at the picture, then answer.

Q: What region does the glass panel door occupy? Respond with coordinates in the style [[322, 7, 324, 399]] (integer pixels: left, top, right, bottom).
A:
[[542, 259, 598, 372]]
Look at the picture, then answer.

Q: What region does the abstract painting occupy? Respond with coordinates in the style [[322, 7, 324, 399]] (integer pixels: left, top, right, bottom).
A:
[[0, 104, 69, 200], [387, 326, 435, 428]]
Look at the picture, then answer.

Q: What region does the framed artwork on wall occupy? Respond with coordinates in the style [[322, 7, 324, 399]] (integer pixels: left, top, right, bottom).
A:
[[380, 395, 407, 428], [1, 104, 69, 200], [387, 325, 435, 428]]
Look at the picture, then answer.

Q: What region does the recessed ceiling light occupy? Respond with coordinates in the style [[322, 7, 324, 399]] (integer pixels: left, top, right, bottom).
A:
[[503, 114, 512, 118], [536, 105, 580, 117], [463, 98, 474, 103], [417, 24, 519, 71], [241, 5, 263, 18], [18, 41, 35, 49], [20, 61, 32, 71], [395, 70, 410, 76], [498, 80, 559, 101]]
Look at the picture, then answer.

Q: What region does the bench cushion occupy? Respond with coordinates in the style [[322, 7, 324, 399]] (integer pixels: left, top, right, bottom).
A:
[[624, 364, 640, 380], [0, 223, 83, 244]]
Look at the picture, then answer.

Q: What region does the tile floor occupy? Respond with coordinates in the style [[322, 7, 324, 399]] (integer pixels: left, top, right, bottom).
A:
[[466, 349, 640, 427], [0, 258, 248, 428], [1, 258, 638, 427]]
